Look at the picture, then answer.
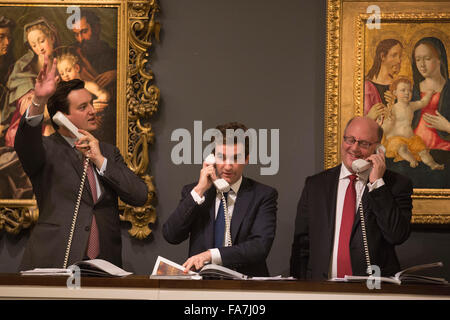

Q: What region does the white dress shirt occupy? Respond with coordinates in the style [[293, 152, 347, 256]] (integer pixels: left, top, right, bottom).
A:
[[190, 176, 243, 265], [330, 163, 385, 279]]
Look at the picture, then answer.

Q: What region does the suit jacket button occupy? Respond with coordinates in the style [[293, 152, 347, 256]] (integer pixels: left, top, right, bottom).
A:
[[85, 226, 90, 231]]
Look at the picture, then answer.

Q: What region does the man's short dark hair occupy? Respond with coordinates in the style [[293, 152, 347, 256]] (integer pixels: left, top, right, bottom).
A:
[[47, 79, 85, 129], [215, 122, 250, 158]]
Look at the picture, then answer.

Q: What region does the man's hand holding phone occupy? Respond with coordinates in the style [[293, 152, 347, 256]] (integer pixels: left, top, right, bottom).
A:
[[366, 147, 386, 184], [75, 129, 105, 169], [193, 158, 218, 197]]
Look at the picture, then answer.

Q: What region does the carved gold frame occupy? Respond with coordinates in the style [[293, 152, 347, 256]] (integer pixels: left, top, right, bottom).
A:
[[325, 0, 450, 224], [0, 0, 159, 238]]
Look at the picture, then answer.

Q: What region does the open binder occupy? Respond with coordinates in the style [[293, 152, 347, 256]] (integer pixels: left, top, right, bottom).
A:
[[341, 262, 448, 285], [21, 259, 132, 277], [150, 256, 247, 280]]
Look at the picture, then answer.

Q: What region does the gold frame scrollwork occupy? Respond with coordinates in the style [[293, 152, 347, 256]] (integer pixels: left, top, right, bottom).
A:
[[0, 0, 160, 238], [120, 0, 160, 239], [325, 0, 450, 224], [0, 201, 38, 235]]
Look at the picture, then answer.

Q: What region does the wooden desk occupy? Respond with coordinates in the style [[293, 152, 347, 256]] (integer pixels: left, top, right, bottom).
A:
[[0, 273, 449, 300]]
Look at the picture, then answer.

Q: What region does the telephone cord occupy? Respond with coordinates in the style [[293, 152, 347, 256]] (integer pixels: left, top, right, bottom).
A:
[[221, 192, 232, 247], [358, 203, 372, 275], [63, 157, 89, 269]]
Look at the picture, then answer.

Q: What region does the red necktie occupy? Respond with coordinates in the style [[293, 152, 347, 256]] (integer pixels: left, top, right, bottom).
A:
[[337, 174, 357, 278], [86, 162, 100, 260]]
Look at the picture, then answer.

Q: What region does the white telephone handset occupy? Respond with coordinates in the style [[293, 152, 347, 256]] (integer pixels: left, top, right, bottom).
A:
[[52, 111, 84, 140], [204, 154, 230, 192], [351, 145, 386, 174]]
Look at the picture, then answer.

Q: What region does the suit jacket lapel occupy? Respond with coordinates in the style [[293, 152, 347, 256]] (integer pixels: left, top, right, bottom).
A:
[[230, 177, 252, 243], [52, 133, 83, 178], [52, 133, 94, 203], [95, 179, 106, 204], [204, 187, 217, 249], [326, 165, 341, 240], [93, 143, 107, 204], [352, 185, 369, 235]]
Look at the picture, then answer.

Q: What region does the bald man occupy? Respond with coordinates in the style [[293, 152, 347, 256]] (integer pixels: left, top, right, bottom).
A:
[[290, 117, 413, 280]]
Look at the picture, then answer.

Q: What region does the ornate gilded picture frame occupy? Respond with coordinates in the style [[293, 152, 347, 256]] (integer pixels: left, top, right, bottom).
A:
[[325, 0, 450, 224], [0, 0, 159, 238]]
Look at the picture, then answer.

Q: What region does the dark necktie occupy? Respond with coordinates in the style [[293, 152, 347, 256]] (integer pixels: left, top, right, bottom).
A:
[[337, 174, 357, 278], [214, 192, 229, 248], [86, 162, 100, 260]]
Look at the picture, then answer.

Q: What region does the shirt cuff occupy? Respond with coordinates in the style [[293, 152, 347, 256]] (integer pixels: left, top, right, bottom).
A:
[[190, 188, 205, 205], [25, 106, 44, 127], [95, 158, 107, 176], [209, 248, 222, 265], [367, 178, 385, 192]]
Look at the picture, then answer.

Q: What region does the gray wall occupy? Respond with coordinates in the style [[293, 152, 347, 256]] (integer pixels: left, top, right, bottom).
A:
[[1, 0, 449, 279]]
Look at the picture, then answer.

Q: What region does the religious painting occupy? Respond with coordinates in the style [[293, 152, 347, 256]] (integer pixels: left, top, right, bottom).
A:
[[0, 4, 117, 201], [0, 0, 159, 238], [325, 0, 450, 224]]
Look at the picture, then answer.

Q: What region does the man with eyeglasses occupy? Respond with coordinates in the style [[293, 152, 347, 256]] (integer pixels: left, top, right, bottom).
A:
[[290, 116, 413, 280]]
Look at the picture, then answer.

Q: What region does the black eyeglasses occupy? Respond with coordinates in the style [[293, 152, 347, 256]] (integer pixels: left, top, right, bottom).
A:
[[343, 136, 378, 149]]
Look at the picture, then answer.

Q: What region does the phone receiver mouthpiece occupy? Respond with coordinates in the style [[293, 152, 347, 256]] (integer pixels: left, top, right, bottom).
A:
[[352, 159, 371, 174], [214, 179, 230, 193]]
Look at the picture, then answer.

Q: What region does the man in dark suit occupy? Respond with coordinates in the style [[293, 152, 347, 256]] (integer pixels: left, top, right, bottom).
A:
[[163, 122, 278, 277], [14, 57, 148, 270], [290, 116, 412, 280]]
